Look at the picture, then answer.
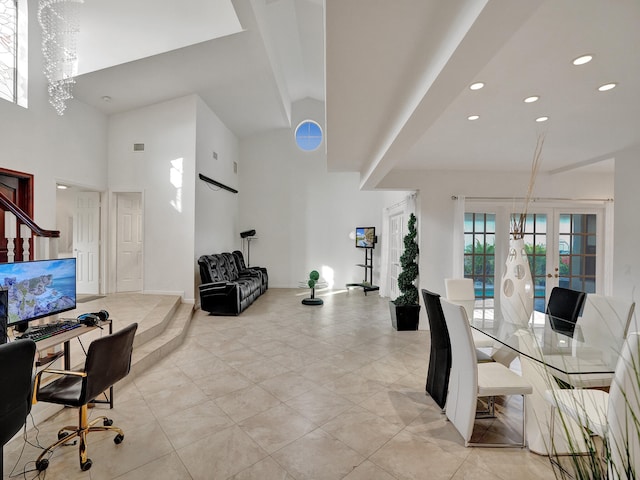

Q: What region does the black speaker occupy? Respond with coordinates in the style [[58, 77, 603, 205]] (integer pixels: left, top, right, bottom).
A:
[[0, 287, 7, 345]]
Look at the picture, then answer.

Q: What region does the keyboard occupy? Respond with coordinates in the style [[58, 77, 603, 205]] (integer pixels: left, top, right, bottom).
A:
[[17, 320, 83, 342]]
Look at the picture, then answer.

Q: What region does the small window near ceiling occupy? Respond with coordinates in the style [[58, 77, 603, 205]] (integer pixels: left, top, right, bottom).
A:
[[295, 120, 323, 151], [0, 0, 28, 107]]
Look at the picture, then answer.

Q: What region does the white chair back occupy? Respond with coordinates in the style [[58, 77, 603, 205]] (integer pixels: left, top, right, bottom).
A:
[[577, 294, 636, 364], [607, 331, 640, 480], [516, 330, 589, 455], [445, 278, 475, 321], [441, 299, 478, 443]]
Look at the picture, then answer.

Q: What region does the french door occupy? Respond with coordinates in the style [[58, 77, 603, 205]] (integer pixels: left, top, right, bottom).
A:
[[465, 205, 605, 318], [518, 208, 602, 314], [388, 212, 405, 300]]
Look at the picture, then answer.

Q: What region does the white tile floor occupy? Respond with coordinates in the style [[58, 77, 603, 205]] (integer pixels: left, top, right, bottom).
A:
[[3, 288, 556, 479]]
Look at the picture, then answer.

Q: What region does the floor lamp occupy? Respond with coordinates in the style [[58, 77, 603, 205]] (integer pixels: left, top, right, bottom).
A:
[[240, 229, 256, 266]]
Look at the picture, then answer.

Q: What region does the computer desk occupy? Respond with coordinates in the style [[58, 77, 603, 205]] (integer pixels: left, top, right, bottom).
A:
[[31, 320, 114, 408]]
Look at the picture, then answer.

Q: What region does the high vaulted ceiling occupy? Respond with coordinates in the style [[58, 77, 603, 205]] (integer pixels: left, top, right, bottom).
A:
[[73, 0, 324, 138], [72, 0, 640, 189]]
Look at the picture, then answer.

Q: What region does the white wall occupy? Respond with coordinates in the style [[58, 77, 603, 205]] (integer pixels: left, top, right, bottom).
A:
[[0, 0, 107, 229], [108, 96, 198, 300], [239, 98, 410, 288], [194, 96, 240, 281], [613, 146, 640, 305]]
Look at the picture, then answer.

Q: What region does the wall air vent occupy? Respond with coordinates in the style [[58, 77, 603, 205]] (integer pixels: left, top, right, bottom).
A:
[[133, 143, 145, 152]]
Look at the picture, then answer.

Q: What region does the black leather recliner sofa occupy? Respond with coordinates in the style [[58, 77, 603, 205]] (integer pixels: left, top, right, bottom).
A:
[[232, 250, 268, 292], [198, 252, 268, 315]]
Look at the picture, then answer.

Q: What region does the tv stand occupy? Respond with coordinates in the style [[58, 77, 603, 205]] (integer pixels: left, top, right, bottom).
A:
[[346, 248, 379, 295]]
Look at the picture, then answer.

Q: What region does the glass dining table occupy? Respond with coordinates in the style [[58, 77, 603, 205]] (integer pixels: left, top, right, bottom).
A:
[[470, 314, 617, 388]]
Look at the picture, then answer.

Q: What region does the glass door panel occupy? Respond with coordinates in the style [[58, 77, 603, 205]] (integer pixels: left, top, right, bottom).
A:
[[557, 213, 597, 294], [463, 213, 495, 324]]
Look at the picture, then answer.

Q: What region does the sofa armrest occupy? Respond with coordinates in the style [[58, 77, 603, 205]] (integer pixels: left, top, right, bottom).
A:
[[199, 281, 232, 290], [199, 281, 241, 315]]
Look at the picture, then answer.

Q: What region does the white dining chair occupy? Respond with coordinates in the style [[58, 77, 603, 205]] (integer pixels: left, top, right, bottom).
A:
[[515, 330, 589, 456], [445, 278, 494, 348], [576, 294, 636, 359], [441, 299, 532, 447], [545, 332, 640, 480], [568, 294, 636, 388]]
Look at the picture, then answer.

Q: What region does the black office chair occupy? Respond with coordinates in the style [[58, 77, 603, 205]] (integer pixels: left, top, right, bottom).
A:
[[422, 289, 451, 410], [0, 339, 37, 475], [33, 323, 138, 472], [546, 287, 586, 337]]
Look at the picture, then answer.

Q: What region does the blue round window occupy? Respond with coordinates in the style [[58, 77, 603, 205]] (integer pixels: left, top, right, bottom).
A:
[[295, 120, 323, 151]]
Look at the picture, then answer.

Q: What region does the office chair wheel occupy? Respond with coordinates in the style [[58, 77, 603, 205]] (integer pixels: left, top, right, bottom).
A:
[[103, 418, 113, 426], [81, 459, 93, 471], [114, 433, 124, 444], [35, 458, 49, 471], [57, 431, 70, 440]]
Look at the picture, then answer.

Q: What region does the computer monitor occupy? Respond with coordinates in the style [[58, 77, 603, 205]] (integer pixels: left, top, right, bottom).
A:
[[1, 258, 77, 331]]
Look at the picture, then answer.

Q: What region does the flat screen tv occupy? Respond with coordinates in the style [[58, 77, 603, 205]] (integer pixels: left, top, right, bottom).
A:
[[355, 227, 376, 248], [0, 258, 77, 329]]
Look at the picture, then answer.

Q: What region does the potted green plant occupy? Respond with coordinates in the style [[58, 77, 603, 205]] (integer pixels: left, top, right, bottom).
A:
[[389, 213, 420, 330]]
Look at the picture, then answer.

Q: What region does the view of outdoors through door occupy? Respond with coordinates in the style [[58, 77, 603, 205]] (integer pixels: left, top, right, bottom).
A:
[[464, 208, 599, 322], [464, 213, 496, 326]]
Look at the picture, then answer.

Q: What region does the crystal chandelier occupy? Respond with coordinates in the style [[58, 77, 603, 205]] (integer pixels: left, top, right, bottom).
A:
[[38, 0, 83, 115]]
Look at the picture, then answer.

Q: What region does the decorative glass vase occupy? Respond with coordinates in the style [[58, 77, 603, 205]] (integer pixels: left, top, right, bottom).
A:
[[500, 237, 534, 328]]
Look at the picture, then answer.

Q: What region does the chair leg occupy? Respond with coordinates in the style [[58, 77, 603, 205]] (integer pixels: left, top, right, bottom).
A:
[[475, 396, 497, 419], [78, 405, 91, 470], [35, 405, 124, 472], [467, 395, 527, 448]]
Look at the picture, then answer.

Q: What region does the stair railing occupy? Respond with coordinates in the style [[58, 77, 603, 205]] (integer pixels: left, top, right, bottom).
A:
[[0, 191, 59, 262]]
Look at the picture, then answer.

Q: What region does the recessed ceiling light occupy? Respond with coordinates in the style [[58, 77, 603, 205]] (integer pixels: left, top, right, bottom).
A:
[[524, 96, 539, 103], [572, 54, 593, 66], [57, 184, 68, 190], [467, 115, 480, 121], [535, 116, 549, 123], [469, 82, 484, 90], [598, 83, 617, 92]]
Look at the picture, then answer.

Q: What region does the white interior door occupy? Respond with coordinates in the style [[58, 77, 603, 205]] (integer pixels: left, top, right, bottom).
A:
[[388, 212, 404, 300], [74, 192, 100, 294], [116, 193, 143, 292]]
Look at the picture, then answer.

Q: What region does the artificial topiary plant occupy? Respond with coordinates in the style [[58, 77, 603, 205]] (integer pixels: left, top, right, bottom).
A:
[[394, 213, 419, 306], [302, 270, 323, 305], [308, 270, 320, 291]]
